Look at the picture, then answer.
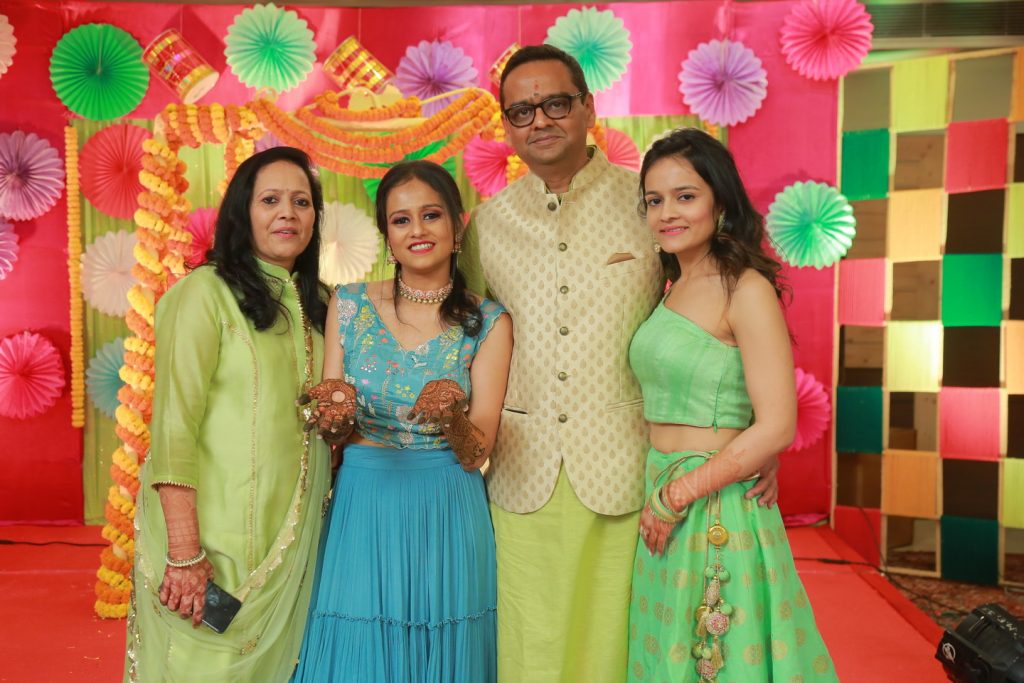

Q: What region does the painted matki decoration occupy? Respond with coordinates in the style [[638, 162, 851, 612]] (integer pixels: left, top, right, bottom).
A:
[[323, 36, 394, 93], [143, 29, 219, 104]]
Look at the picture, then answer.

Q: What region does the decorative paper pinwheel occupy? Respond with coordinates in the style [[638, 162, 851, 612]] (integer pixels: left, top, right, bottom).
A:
[[780, 0, 873, 81], [79, 124, 151, 220], [80, 230, 138, 316], [603, 127, 640, 172], [767, 181, 856, 269], [185, 207, 217, 267], [678, 39, 767, 127], [224, 3, 316, 92], [0, 331, 65, 420], [0, 220, 17, 280], [788, 367, 831, 452], [463, 136, 514, 198], [0, 130, 65, 221], [545, 7, 632, 92], [394, 40, 479, 117], [0, 14, 16, 79], [86, 337, 125, 419], [320, 202, 379, 287], [49, 23, 149, 120]]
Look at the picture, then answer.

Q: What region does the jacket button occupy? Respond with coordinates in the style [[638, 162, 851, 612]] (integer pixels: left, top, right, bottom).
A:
[[558, 371, 567, 381], [547, 201, 558, 211], [559, 285, 569, 294], [558, 414, 568, 423], [559, 326, 569, 336], [558, 242, 567, 252]]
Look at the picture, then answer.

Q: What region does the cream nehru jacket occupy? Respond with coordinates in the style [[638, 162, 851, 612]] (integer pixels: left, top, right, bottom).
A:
[[471, 149, 662, 516]]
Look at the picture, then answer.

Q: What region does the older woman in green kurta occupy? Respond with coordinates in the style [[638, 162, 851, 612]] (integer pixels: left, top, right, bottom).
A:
[[125, 147, 332, 682]]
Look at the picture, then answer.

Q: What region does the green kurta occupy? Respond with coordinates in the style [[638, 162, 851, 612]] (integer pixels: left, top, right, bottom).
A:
[[125, 260, 330, 682]]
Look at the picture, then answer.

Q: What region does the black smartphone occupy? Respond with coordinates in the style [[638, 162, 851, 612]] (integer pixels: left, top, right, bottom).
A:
[[201, 579, 242, 634]]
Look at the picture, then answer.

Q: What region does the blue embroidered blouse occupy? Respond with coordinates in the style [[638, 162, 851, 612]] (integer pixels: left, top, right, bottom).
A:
[[335, 282, 507, 450]]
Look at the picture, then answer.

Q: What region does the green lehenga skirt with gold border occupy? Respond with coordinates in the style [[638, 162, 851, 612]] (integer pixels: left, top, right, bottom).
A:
[[627, 448, 838, 683]]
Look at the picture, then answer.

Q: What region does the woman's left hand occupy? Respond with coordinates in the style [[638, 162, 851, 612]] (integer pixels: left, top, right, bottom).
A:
[[639, 502, 676, 556], [407, 379, 467, 427]]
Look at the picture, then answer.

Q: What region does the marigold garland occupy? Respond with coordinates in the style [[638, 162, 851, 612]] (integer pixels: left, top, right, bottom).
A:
[[96, 134, 191, 619], [65, 127, 85, 428], [97, 86, 502, 619]]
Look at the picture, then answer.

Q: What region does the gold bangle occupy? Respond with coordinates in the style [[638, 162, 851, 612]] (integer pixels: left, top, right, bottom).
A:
[[165, 547, 206, 568]]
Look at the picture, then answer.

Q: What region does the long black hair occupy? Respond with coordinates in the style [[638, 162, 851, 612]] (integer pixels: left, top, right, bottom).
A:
[[204, 146, 329, 333], [374, 160, 483, 336], [638, 128, 788, 300]]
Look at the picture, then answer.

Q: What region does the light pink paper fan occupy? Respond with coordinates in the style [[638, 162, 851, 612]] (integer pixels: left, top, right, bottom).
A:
[[79, 124, 151, 220], [463, 136, 513, 198], [80, 229, 138, 317], [780, 0, 873, 81], [0, 130, 64, 221], [678, 39, 767, 127], [604, 127, 640, 172], [185, 207, 217, 267], [0, 14, 16, 79], [0, 331, 65, 419], [787, 367, 831, 452]]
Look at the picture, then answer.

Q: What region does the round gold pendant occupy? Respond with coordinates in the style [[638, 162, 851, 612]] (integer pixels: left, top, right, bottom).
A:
[[707, 524, 729, 547]]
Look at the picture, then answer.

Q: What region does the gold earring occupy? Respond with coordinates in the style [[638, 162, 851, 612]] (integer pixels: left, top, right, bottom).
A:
[[653, 242, 661, 253], [385, 246, 396, 265], [716, 213, 726, 234], [452, 242, 461, 254]]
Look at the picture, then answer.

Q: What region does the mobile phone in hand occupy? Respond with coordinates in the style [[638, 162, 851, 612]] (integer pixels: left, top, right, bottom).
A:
[[201, 579, 242, 633]]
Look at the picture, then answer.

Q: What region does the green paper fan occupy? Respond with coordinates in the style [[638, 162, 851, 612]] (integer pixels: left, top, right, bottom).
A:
[[224, 2, 315, 93], [545, 7, 632, 93], [49, 24, 149, 121], [767, 181, 857, 269], [361, 140, 458, 203]]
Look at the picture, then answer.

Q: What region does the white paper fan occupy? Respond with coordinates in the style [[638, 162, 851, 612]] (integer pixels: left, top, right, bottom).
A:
[[319, 202, 380, 287], [81, 230, 138, 316]]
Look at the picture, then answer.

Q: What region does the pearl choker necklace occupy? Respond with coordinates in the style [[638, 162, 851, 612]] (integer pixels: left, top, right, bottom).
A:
[[397, 277, 453, 304]]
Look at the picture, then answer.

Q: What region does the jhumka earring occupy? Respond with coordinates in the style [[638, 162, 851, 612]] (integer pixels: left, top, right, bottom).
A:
[[385, 246, 396, 265], [653, 242, 662, 253]]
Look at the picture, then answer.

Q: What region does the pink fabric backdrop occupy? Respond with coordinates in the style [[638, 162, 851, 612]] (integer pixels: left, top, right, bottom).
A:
[[0, 0, 837, 523]]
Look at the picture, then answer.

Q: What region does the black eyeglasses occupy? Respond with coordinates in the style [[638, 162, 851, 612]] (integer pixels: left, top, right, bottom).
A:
[[502, 92, 586, 128]]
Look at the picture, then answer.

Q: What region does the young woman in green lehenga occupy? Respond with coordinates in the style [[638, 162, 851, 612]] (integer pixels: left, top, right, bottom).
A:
[[628, 129, 837, 683]]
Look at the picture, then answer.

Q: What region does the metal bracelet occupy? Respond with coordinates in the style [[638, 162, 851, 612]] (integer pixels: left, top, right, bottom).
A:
[[165, 547, 206, 568]]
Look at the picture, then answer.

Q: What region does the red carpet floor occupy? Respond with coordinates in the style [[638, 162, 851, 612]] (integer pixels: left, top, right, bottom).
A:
[[0, 524, 947, 682]]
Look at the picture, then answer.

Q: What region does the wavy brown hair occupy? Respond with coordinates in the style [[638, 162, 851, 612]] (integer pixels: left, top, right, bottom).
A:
[[638, 128, 788, 301]]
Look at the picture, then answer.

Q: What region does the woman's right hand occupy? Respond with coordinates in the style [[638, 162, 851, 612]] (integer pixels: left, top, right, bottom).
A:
[[159, 557, 215, 628], [299, 379, 358, 444]]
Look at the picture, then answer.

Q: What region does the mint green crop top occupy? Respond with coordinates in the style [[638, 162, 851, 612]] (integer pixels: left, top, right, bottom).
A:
[[628, 301, 753, 429]]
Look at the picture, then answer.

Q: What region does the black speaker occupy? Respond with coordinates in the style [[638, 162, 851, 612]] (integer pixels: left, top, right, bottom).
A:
[[936, 604, 1024, 682]]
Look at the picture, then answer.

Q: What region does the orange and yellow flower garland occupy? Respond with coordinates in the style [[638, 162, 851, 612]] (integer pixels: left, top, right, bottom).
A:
[[95, 137, 192, 619], [65, 127, 85, 428]]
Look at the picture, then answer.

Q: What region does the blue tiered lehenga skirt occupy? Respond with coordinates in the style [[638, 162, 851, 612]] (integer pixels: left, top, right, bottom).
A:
[[292, 444, 497, 683]]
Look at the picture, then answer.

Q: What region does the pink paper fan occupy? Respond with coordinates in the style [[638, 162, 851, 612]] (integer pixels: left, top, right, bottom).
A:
[[0, 130, 64, 221], [788, 367, 830, 452], [780, 0, 873, 81], [0, 331, 65, 419], [463, 136, 513, 197], [0, 220, 17, 280], [185, 207, 217, 267], [678, 39, 767, 127], [604, 127, 640, 172], [80, 124, 151, 220]]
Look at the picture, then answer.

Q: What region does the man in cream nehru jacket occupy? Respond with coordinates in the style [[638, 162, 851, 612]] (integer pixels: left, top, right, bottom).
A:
[[463, 45, 775, 682]]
